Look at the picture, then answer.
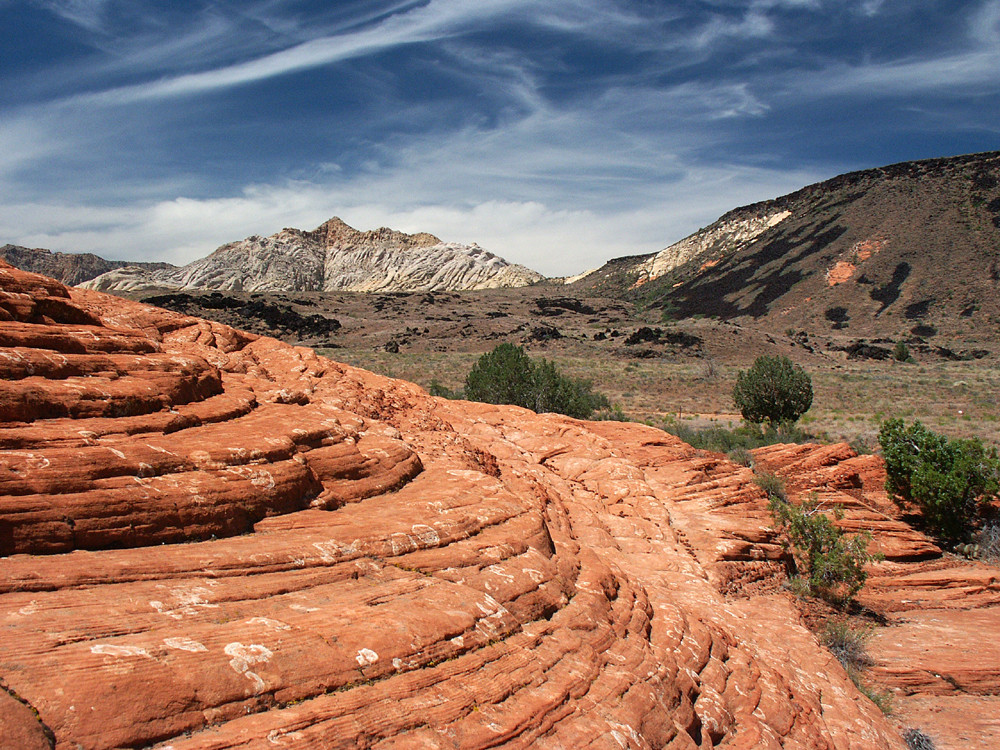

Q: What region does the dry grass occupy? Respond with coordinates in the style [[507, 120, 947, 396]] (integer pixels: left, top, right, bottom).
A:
[[324, 347, 1000, 447]]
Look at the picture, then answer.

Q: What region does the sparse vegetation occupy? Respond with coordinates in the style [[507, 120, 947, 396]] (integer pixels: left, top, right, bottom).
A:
[[733, 355, 813, 427], [903, 728, 937, 750], [428, 379, 462, 399], [819, 620, 892, 713], [463, 343, 611, 419], [661, 420, 815, 453], [755, 471, 787, 503], [879, 418, 1000, 543], [974, 521, 1000, 563], [727, 447, 754, 467], [768, 492, 880, 604], [821, 620, 874, 672]]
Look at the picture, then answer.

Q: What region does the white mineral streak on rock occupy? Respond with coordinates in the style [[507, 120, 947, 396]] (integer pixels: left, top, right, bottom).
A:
[[246, 617, 291, 631], [80, 217, 544, 293], [411, 523, 440, 546], [355, 648, 379, 667], [639, 209, 791, 281], [163, 637, 208, 652], [561, 267, 599, 285], [224, 642, 273, 694], [91, 644, 150, 658]]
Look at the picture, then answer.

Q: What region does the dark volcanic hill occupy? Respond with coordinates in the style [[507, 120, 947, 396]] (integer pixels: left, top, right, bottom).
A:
[[577, 151, 1000, 342], [0, 244, 172, 286]]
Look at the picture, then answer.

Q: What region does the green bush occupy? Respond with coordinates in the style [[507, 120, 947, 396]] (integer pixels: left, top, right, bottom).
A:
[[878, 418, 1000, 543], [893, 340, 910, 362], [727, 447, 754, 467], [733, 355, 813, 426], [464, 343, 610, 419], [769, 493, 880, 604]]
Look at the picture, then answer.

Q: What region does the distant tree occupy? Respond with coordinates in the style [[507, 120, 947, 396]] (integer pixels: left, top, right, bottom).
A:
[[732, 355, 813, 426], [464, 343, 537, 408], [892, 340, 911, 362], [464, 343, 610, 419], [428, 379, 462, 399]]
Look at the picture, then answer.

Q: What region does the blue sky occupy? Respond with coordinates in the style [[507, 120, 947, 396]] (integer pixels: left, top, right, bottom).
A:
[[1, 0, 998, 276]]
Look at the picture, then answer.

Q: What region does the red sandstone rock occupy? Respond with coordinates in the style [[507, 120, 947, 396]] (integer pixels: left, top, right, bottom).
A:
[[0, 260, 916, 748], [754, 441, 1000, 750]]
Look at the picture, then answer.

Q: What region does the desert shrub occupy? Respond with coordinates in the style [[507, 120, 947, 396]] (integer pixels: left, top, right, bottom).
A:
[[903, 728, 937, 750], [702, 358, 720, 381], [727, 447, 754, 467], [661, 420, 814, 453], [893, 340, 910, 362], [769, 493, 880, 604], [464, 343, 536, 406], [592, 404, 628, 421], [820, 620, 892, 711], [879, 418, 1000, 543], [428, 379, 462, 399], [821, 621, 874, 672], [733, 355, 813, 426], [973, 521, 1000, 563], [464, 343, 610, 419], [859, 682, 893, 715], [755, 471, 787, 502], [848, 432, 878, 456]]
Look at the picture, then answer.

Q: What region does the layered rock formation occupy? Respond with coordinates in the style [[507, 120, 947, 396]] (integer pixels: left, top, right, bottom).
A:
[[751, 442, 1000, 749], [0, 260, 907, 748], [0, 244, 172, 287], [0, 259, 961, 748], [79, 217, 544, 294], [634, 209, 792, 286]]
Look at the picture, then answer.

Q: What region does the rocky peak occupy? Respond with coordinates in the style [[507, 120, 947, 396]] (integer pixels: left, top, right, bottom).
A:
[[309, 216, 441, 250]]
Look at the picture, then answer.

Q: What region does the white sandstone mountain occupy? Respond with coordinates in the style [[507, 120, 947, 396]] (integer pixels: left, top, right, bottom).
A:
[[636, 209, 792, 283], [81, 217, 544, 293]]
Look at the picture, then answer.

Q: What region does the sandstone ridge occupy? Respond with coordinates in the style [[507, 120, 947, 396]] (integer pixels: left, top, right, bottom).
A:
[[0, 259, 968, 749], [79, 217, 544, 294]]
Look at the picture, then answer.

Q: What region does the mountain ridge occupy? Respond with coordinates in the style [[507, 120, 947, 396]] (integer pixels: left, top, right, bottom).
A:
[[0, 244, 173, 286], [77, 216, 544, 293], [578, 150, 1000, 340]]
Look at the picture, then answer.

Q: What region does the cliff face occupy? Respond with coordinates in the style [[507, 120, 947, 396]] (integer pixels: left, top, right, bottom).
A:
[[79, 217, 544, 293]]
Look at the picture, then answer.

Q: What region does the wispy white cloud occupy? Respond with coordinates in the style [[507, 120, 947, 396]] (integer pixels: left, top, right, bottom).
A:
[[801, 49, 1000, 97], [0, 116, 821, 276], [690, 8, 775, 50], [71, 0, 591, 103], [1, 0, 996, 282], [31, 0, 112, 32], [971, 0, 1000, 45]]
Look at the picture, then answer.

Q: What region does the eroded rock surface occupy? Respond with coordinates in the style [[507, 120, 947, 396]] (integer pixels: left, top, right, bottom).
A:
[[0, 260, 909, 749], [753, 442, 1000, 750]]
